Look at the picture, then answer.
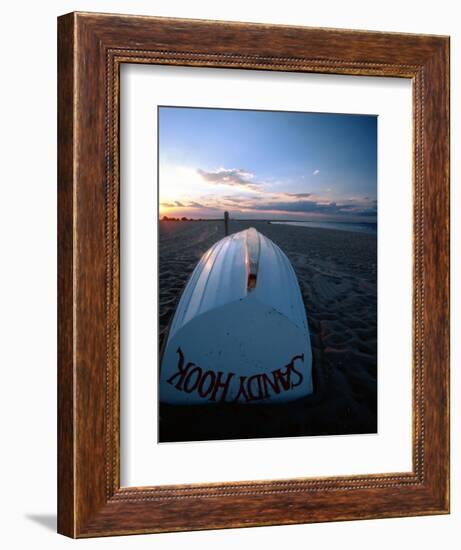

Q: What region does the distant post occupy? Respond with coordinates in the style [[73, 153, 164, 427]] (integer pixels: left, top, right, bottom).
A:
[[224, 211, 229, 236]]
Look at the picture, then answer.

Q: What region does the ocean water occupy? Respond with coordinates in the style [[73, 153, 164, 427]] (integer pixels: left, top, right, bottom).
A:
[[270, 220, 377, 235]]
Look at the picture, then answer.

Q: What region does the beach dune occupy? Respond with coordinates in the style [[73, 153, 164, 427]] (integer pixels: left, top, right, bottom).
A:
[[158, 219, 377, 442]]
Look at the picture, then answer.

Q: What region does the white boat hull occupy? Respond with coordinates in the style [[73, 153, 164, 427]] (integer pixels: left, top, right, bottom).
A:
[[160, 228, 313, 405]]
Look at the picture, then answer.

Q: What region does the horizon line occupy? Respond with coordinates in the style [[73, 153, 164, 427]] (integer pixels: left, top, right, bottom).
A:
[[159, 217, 377, 223]]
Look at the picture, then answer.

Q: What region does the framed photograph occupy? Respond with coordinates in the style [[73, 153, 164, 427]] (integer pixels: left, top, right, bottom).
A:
[[157, 106, 378, 442], [57, 12, 450, 537]]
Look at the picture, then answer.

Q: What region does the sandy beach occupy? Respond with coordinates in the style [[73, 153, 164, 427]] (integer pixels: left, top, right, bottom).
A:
[[159, 219, 377, 442]]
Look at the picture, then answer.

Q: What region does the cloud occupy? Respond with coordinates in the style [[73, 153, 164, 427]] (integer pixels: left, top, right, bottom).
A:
[[249, 199, 376, 217], [313, 169, 320, 176], [283, 192, 312, 198], [197, 168, 261, 190], [251, 200, 335, 213], [188, 190, 376, 218], [160, 200, 185, 208], [161, 200, 207, 208], [218, 196, 258, 206]]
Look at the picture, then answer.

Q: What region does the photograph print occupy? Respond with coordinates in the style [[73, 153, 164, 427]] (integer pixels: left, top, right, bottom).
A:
[[158, 106, 377, 443]]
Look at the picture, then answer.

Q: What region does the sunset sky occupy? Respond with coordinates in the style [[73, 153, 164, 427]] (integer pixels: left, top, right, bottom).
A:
[[158, 107, 377, 222]]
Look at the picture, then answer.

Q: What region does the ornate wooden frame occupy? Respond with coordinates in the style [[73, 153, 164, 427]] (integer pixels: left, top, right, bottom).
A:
[[57, 12, 450, 538]]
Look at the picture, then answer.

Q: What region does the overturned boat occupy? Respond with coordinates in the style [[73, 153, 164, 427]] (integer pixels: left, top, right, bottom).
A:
[[159, 228, 313, 405]]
